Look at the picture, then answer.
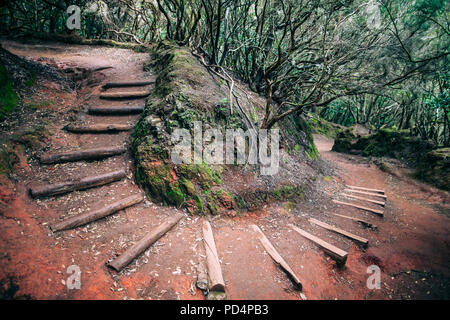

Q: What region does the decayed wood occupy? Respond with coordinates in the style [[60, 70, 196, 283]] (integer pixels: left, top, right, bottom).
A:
[[88, 106, 144, 115], [108, 214, 183, 271], [65, 123, 133, 133], [343, 193, 385, 206], [344, 188, 387, 199], [289, 224, 348, 264], [29, 170, 126, 198], [40, 146, 126, 164], [196, 261, 209, 291], [99, 91, 151, 100], [51, 194, 143, 232], [102, 80, 154, 89], [333, 214, 378, 230], [333, 200, 384, 216], [309, 218, 368, 245], [202, 221, 226, 292], [251, 225, 302, 289], [346, 185, 385, 194]]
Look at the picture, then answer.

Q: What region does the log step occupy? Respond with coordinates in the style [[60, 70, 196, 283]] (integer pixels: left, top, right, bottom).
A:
[[289, 224, 348, 264], [103, 80, 154, 89], [88, 106, 144, 115], [343, 193, 385, 206], [251, 225, 302, 290], [51, 193, 144, 231], [333, 200, 384, 216], [333, 214, 378, 230], [309, 218, 368, 245], [346, 185, 385, 194], [108, 214, 183, 271], [344, 189, 387, 199], [29, 169, 127, 198], [99, 91, 151, 100], [203, 221, 226, 292], [40, 146, 126, 164], [65, 123, 133, 133]]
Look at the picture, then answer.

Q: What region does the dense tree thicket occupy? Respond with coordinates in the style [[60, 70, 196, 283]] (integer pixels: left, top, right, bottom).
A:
[[1, 0, 448, 145]]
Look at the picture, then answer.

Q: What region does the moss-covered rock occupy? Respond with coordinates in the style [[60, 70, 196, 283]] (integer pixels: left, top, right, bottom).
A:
[[308, 113, 343, 139], [133, 41, 310, 215], [332, 127, 434, 161], [333, 126, 449, 191], [131, 41, 235, 214], [414, 148, 450, 191]]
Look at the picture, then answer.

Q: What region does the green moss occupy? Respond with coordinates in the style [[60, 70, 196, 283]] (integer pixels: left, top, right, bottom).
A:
[[27, 100, 52, 110], [0, 143, 18, 176], [166, 183, 186, 207], [0, 64, 19, 120], [25, 73, 37, 88], [308, 113, 341, 138], [180, 178, 195, 195], [414, 147, 449, 191], [193, 194, 203, 212]]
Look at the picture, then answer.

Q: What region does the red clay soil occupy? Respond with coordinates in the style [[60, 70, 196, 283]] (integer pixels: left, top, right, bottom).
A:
[[0, 41, 449, 300]]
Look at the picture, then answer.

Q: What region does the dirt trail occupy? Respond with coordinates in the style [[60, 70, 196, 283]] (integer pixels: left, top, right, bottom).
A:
[[0, 41, 449, 300]]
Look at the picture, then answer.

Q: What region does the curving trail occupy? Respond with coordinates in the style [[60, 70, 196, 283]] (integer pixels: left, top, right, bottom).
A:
[[0, 41, 449, 300]]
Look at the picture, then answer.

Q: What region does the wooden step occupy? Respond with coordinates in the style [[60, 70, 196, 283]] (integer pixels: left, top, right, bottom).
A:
[[51, 193, 144, 231], [346, 185, 385, 194], [251, 225, 302, 290], [203, 221, 226, 292], [40, 146, 126, 164], [29, 170, 127, 198], [99, 91, 151, 100], [289, 224, 348, 264], [333, 214, 378, 230], [108, 214, 184, 272], [333, 200, 384, 216], [344, 188, 387, 199], [65, 123, 133, 133], [309, 218, 368, 245], [102, 80, 154, 89], [343, 193, 385, 206], [88, 106, 144, 115]]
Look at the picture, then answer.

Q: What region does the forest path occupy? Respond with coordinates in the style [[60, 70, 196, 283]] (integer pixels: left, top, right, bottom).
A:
[[0, 41, 449, 300]]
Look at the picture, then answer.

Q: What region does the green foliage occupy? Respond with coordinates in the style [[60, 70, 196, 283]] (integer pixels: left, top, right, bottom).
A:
[[0, 64, 19, 120]]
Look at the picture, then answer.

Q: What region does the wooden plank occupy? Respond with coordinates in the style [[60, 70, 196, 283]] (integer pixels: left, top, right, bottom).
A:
[[289, 224, 348, 264], [40, 146, 126, 164], [346, 185, 385, 194], [309, 218, 368, 245], [51, 193, 143, 231], [65, 123, 133, 133], [333, 214, 378, 230], [344, 189, 387, 199], [202, 221, 226, 292], [88, 106, 144, 115], [99, 91, 151, 100], [29, 170, 126, 198], [251, 225, 302, 290], [333, 200, 384, 216], [103, 80, 154, 89], [343, 193, 385, 206], [108, 214, 183, 271]]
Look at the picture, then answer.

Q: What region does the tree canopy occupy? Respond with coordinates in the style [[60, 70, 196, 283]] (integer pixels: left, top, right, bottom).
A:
[[1, 0, 448, 144]]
